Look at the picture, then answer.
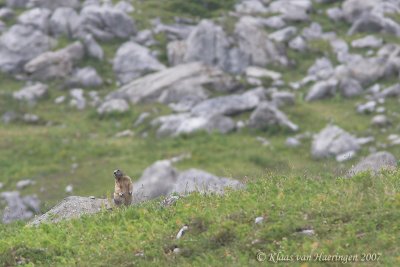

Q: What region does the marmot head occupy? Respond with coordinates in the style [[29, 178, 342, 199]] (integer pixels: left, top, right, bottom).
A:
[[113, 169, 124, 179]]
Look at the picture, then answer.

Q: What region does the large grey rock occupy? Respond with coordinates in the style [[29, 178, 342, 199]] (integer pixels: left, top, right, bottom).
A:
[[113, 42, 166, 85], [311, 125, 360, 159], [342, 0, 376, 22], [191, 88, 265, 117], [17, 8, 51, 33], [153, 113, 236, 138], [377, 83, 400, 99], [69, 88, 86, 110], [106, 62, 236, 104], [268, 0, 311, 22], [67, 67, 103, 88], [348, 13, 400, 36], [269, 26, 297, 43], [339, 78, 363, 98], [79, 5, 136, 41], [183, 20, 232, 72], [346, 57, 386, 85], [371, 115, 390, 127], [308, 57, 334, 80], [29, 0, 80, 10], [28, 196, 110, 226], [0, 8, 15, 21], [1, 191, 40, 224], [234, 17, 287, 70], [248, 102, 298, 131], [49, 7, 80, 37], [82, 34, 104, 60], [13, 83, 48, 103], [235, 0, 267, 14], [351, 35, 383, 48], [153, 21, 194, 41], [348, 151, 397, 177], [97, 98, 129, 115], [133, 160, 179, 202], [289, 36, 307, 52], [262, 16, 286, 29], [167, 40, 187, 66], [305, 79, 338, 101], [24, 42, 84, 80], [159, 82, 209, 111], [6, 0, 29, 8], [0, 25, 54, 73], [271, 91, 295, 107], [172, 169, 243, 194]]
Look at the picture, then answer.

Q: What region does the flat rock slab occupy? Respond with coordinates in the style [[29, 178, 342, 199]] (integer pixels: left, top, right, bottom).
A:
[[28, 196, 112, 226]]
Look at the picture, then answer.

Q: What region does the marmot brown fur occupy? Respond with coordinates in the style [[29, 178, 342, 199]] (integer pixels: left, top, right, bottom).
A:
[[113, 169, 133, 206]]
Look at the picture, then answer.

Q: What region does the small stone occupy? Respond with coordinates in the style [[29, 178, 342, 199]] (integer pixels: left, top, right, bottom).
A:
[[22, 113, 40, 124], [336, 151, 356, 162], [256, 136, 270, 146], [65, 185, 73, 194], [16, 179, 35, 189], [134, 112, 151, 127], [173, 247, 181, 254], [286, 137, 301, 148], [371, 115, 390, 127], [71, 163, 79, 170], [54, 95, 66, 104], [115, 129, 134, 138], [356, 101, 376, 114], [298, 229, 315, 236], [255, 216, 264, 224], [176, 225, 188, 239], [89, 196, 95, 200]]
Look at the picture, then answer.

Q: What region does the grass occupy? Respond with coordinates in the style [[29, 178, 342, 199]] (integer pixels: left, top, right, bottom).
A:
[[0, 171, 399, 266]]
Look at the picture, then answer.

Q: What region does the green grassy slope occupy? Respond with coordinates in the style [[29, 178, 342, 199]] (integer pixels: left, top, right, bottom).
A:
[[1, 171, 399, 266]]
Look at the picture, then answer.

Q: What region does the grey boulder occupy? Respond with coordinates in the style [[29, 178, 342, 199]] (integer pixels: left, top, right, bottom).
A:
[[106, 62, 235, 104], [305, 79, 338, 101], [339, 78, 363, 98], [311, 125, 360, 159], [79, 5, 136, 41], [13, 83, 48, 103], [66, 67, 103, 88], [49, 7, 80, 37], [248, 102, 298, 131], [113, 42, 166, 85], [0, 25, 54, 73], [29, 196, 110, 226], [153, 113, 235, 138], [97, 99, 129, 115], [269, 26, 297, 43], [17, 8, 51, 33], [6, 0, 29, 8], [348, 151, 397, 177], [351, 35, 383, 48], [29, 0, 80, 10], [82, 34, 104, 60], [191, 88, 265, 117], [24, 42, 84, 80], [133, 160, 179, 202], [1, 191, 40, 224], [235, 16, 287, 70]]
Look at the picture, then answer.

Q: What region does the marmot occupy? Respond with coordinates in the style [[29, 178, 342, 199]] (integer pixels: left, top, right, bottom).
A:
[[113, 169, 133, 206]]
